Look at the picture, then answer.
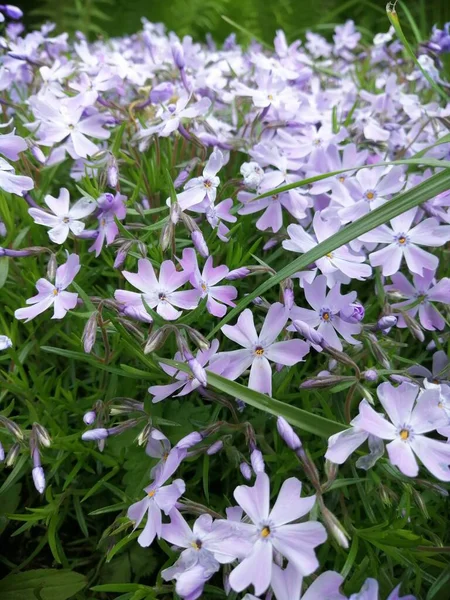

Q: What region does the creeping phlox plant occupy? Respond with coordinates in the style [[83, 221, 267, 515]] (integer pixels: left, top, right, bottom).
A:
[[1, 4, 450, 600]]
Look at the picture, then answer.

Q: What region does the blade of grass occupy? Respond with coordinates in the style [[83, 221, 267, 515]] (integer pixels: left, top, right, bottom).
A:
[[208, 168, 450, 337]]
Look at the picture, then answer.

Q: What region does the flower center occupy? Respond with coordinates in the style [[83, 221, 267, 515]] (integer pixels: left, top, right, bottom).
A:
[[313, 138, 322, 147], [320, 308, 333, 322], [395, 233, 409, 246], [100, 218, 106, 227], [255, 346, 265, 356], [191, 539, 202, 550], [260, 526, 271, 538], [271, 194, 279, 201], [399, 429, 409, 440], [63, 217, 70, 224], [201, 283, 208, 292], [158, 292, 167, 301], [52, 288, 59, 296], [204, 179, 212, 189], [148, 489, 156, 497], [326, 252, 333, 259], [267, 94, 274, 101], [365, 190, 377, 201], [338, 176, 346, 183]]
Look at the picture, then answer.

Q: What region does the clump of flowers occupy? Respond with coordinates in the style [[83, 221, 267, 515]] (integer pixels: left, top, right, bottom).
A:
[[1, 6, 450, 599]]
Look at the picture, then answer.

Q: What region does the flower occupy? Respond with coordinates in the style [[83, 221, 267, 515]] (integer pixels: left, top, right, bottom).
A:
[[161, 509, 239, 599], [176, 149, 224, 211], [355, 382, 450, 480], [89, 192, 127, 256], [271, 564, 345, 600], [217, 302, 309, 395], [0, 335, 12, 350], [15, 253, 80, 322], [228, 472, 326, 596], [283, 212, 371, 285], [359, 208, 450, 277], [179, 248, 237, 317], [0, 157, 33, 195], [148, 340, 227, 402], [127, 447, 186, 547], [115, 258, 199, 322], [385, 270, 450, 331], [407, 350, 449, 384], [290, 275, 362, 351], [29, 187, 95, 244]]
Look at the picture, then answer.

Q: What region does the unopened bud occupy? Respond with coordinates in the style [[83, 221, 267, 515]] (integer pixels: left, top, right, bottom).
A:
[[277, 416, 302, 451], [240, 161, 264, 189], [160, 221, 174, 252], [113, 242, 132, 269], [1, 5, 23, 19], [137, 422, 152, 447], [240, 462, 252, 480], [0, 442, 4, 462], [150, 81, 174, 104], [82, 312, 98, 354], [292, 320, 324, 346], [321, 505, 349, 549], [47, 254, 57, 282], [187, 356, 207, 387], [82, 428, 109, 441], [250, 448, 265, 473], [226, 267, 250, 280], [144, 326, 171, 354], [107, 155, 119, 188], [33, 423, 51, 448], [403, 313, 425, 342], [377, 315, 398, 332], [137, 241, 147, 258], [0, 335, 12, 350], [207, 440, 223, 455], [32, 466, 46, 494], [174, 158, 200, 189], [300, 375, 353, 389], [366, 332, 391, 369], [282, 279, 294, 310], [324, 346, 360, 374], [363, 369, 378, 382], [171, 41, 185, 69], [176, 431, 203, 449], [30, 145, 46, 163], [83, 410, 96, 425], [191, 230, 209, 258], [340, 302, 365, 323], [0, 416, 23, 440], [184, 326, 210, 351], [6, 442, 20, 466]]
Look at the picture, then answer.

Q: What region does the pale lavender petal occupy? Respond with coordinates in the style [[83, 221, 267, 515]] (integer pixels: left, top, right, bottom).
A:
[[123, 259, 158, 293], [410, 435, 450, 481], [302, 570, 346, 600], [428, 278, 450, 302], [233, 471, 270, 524], [272, 522, 327, 576], [222, 309, 258, 348], [404, 245, 438, 276], [127, 496, 150, 529], [137, 500, 161, 547], [357, 399, 397, 439], [259, 302, 288, 344], [325, 427, 369, 464], [271, 562, 303, 600], [377, 381, 418, 428], [52, 291, 78, 319], [156, 480, 186, 514], [55, 254, 80, 289], [269, 478, 315, 526], [369, 244, 403, 276], [15, 297, 54, 322], [28, 208, 60, 228], [265, 340, 309, 365], [386, 438, 419, 477], [418, 303, 445, 331], [229, 539, 273, 596], [249, 357, 272, 395], [304, 275, 327, 311], [149, 381, 186, 403], [157, 301, 182, 320], [159, 260, 190, 292], [168, 289, 200, 309]]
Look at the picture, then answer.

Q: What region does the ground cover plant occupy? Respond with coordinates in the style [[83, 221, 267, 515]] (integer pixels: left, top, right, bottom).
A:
[[1, 2, 450, 599]]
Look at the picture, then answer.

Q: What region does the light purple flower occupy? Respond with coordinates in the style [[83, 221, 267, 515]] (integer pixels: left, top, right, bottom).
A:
[[29, 188, 95, 244], [176, 149, 224, 211], [0, 131, 27, 161], [359, 207, 450, 277], [161, 509, 239, 599], [271, 564, 345, 600], [148, 339, 226, 402], [15, 253, 80, 322], [385, 270, 450, 330], [179, 248, 237, 317], [217, 302, 309, 395], [89, 192, 127, 256], [350, 578, 416, 600], [0, 157, 33, 195], [355, 382, 450, 480], [228, 472, 326, 596], [290, 275, 361, 351], [283, 213, 371, 285], [127, 447, 186, 547], [0, 335, 12, 350], [115, 258, 199, 322], [407, 350, 449, 384]]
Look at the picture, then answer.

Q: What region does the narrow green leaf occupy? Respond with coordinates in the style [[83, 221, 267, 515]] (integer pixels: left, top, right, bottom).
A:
[[0, 569, 86, 600]]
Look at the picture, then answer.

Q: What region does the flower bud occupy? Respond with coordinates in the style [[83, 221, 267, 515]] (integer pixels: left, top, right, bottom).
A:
[[171, 41, 185, 69], [277, 416, 302, 451], [150, 81, 174, 104], [363, 369, 378, 382], [0, 441, 4, 462], [160, 221, 174, 253], [81, 428, 109, 441], [144, 326, 171, 354], [366, 332, 391, 369], [137, 422, 153, 447], [114, 242, 132, 269], [292, 320, 324, 346], [282, 279, 294, 310], [83, 410, 96, 425], [300, 375, 352, 389], [240, 462, 252, 480], [6, 442, 20, 466], [174, 158, 200, 189], [1, 5, 23, 19], [226, 267, 250, 280], [176, 431, 203, 449], [207, 440, 223, 455], [250, 448, 265, 473], [0, 416, 23, 440], [403, 313, 425, 342], [30, 145, 46, 163], [377, 315, 398, 331], [184, 326, 210, 351], [47, 254, 57, 282], [186, 355, 207, 387], [240, 161, 264, 189], [82, 312, 98, 354], [0, 335, 12, 350], [107, 154, 119, 188], [32, 466, 46, 494], [33, 423, 51, 448], [321, 505, 349, 549], [191, 230, 209, 258], [340, 302, 365, 323]]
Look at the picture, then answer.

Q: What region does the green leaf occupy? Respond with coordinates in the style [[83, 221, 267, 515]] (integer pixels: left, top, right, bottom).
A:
[[0, 256, 9, 288], [0, 569, 86, 600], [208, 168, 450, 337], [159, 358, 344, 437]]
